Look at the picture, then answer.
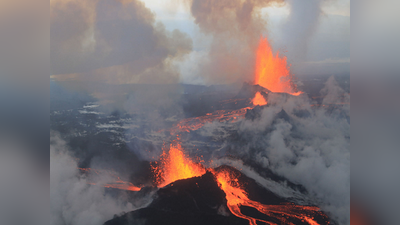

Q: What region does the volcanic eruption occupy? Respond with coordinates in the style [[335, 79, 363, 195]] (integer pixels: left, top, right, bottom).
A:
[[77, 37, 334, 225], [50, 0, 350, 225], [101, 141, 329, 225]]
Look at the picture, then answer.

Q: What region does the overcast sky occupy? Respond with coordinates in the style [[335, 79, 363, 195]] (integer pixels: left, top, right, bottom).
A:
[[50, 0, 350, 85], [142, 0, 350, 80]]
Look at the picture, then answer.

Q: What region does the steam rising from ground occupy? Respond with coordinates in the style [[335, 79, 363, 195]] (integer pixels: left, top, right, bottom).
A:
[[50, 132, 151, 225], [0, 137, 48, 225], [192, 76, 349, 224], [50, 1, 349, 224], [233, 76, 349, 224]]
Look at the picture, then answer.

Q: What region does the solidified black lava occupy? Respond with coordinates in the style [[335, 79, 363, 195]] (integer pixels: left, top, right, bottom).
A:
[[104, 171, 249, 225], [104, 166, 331, 225]]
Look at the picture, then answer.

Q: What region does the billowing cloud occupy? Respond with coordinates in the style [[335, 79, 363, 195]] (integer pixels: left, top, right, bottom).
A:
[[50, 132, 151, 225], [51, 0, 192, 84]]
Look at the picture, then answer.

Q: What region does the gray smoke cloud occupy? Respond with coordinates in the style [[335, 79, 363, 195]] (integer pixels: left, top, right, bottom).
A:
[[0, 136, 48, 225], [174, 0, 336, 85], [278, 0, 324, 62], [182, 0, 285, 84], [51, 0, 192, 77], [50, 1, 349, 224], [51, 0, 192, 112], [198, 77, 350, 224], [50, 132, 152, 225]]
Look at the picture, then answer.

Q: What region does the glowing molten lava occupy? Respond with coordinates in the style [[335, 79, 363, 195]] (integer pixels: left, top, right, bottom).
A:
[[79, 168, 141, 191], [252, 92, 267, 106], [214, 169, 327, 225], [254, 37, 301, 96], [152, 142, 206, 187], [170, 107, 251, 134], [82, 143, 329, 224]]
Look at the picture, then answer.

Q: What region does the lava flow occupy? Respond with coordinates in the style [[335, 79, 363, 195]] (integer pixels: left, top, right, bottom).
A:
[[252, 92, 267, 106], [84, 142, 328, 224], [150, 143, 328, 225], [170, 37, 304, 134], [214, 168, 328, 225], [170, 107, 251, 134], [254, 36, 302, 96]]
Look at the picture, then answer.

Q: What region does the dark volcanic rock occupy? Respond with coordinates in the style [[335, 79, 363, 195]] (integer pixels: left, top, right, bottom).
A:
[[104, 166, 331, 225], [105, 208, 248, 225], [104, 171, 248, 225], [236, 82, 270, 99], [244, 105, 265, 121], [149, 171, 226, 214]]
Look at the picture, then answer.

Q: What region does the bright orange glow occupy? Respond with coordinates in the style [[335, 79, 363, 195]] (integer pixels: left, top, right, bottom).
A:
[[152, 142, 206, 187], [214, 169, 328, 225], [254, 36, 302, 96], [81, 142, 329, 224], [170, 107, 251, 134], [252, 92, 267, 106]]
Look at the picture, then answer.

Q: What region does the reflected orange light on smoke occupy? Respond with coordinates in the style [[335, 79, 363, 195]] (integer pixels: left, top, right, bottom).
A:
[[214, 169, 327, 225], [254, 37, 302, 96], [252, 92, 267, 106], [152, 142, 206, 187], [79, 168, 141, 191], [351, 203, 373, 225]]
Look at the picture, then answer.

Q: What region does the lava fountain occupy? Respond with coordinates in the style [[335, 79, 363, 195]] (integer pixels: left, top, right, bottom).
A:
[[86, 142, 329, 225], [151, 141, 206, 187], [254, 36, 302, 96], [151, 143, 328, 225]]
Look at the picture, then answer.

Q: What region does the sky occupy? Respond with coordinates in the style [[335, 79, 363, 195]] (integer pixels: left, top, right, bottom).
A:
[[50, 0, 350, 85], [141, 0, 350, 81]]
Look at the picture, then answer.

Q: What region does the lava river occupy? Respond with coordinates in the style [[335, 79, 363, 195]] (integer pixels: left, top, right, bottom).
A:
[[150, 142, 328, 225], [81, 36, 329, 224]]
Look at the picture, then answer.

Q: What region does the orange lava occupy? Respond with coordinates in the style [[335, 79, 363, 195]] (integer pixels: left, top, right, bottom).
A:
[[81, 143, 329, 224], [254, 37, 302, 96], [152, 142, 206, 187], [79, 168, 141, 191], [171, 107, 251, 134], [252, 92, 267, 106], [214, 168, 328, 225]]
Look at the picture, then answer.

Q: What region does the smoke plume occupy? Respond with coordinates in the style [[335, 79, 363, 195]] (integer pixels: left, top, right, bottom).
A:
[[197, 77, 350, 224], [51, 0, 192, 112], [182, 0, 285, 84], [50, 132, 151, 225]]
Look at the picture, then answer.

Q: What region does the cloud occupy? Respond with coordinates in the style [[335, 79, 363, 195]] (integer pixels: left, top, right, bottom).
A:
[[216, 80, 350, 224], [51, 0, 191, 77], [179, 0, 286, 84], [50, 132, 149, 225], [0, 136, 48, 225], [50, 0, 194, 117]]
